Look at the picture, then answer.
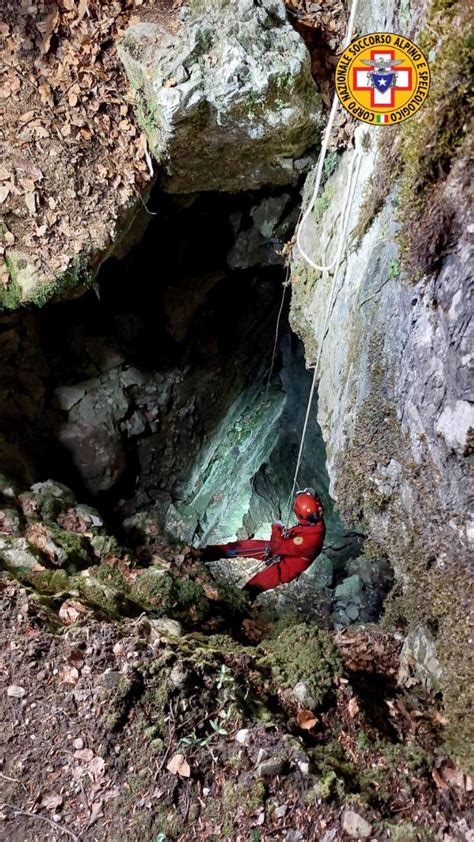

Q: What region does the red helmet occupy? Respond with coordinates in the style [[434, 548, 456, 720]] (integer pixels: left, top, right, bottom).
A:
[[294, 488, 323, 523]]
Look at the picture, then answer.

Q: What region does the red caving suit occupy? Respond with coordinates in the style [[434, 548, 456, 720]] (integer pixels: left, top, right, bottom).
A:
[[208, 518, 325, 593]]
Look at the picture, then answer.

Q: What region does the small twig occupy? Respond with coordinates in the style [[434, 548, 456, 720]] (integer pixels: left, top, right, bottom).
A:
[[1, 802, 80, 841], [156, 702, 177, 775], [0, 772, 28, 793]]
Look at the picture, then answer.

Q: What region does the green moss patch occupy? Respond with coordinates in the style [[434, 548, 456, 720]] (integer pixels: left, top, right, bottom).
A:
[[129, 568, 210, 621], [263, 623, 344, 707]]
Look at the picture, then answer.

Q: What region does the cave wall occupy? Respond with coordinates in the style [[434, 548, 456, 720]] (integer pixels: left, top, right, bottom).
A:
[[288, 1, 473, 763]]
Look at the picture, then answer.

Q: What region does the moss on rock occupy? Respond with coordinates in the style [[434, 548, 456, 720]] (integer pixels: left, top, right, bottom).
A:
[[129, 568, 211, 621], [74, 574, 129, 618], [94, 563, 127, 592], [263, 623, 344, 707], [25, 568, 71, 594], [46, 524, 92, 568]]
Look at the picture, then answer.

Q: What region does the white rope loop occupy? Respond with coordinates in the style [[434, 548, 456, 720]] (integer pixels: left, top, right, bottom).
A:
[[285, 0, 363, 525]]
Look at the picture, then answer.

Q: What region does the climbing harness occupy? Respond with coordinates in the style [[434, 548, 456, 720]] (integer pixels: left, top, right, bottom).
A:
[[284, 0, 369, 526]]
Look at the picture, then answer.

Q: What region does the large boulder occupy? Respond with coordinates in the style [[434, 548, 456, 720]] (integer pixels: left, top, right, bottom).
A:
[[56, 371, 129, 496], [118, 0, 321, 193]]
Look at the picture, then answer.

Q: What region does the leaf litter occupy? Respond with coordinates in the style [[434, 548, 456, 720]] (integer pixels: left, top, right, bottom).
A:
[[0, 575, 472, 841], [0, 0, 181, 299]]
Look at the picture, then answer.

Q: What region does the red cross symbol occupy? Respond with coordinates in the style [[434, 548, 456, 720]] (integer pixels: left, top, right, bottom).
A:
[[352, 49, 413, 108]]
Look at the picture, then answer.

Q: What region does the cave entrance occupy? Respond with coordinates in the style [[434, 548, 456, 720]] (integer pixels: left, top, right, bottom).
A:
[[1, 179, 391, 624], [37, 183, 342, 548]]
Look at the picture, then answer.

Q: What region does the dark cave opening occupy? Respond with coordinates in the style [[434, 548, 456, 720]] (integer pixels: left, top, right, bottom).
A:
[[0, 180, 394, 625]]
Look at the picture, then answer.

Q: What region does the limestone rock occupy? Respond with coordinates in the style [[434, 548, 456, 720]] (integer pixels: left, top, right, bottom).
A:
[[25, 522, 92, 569], [54, 385, 87, 412], [435, 400, 474, 454], [57, 372, 129, 496], [0, 508, 22, 536], [22, 480, 76, 521], [289, 109, 472, 763], [342, 809, 372, 839], [169, 662, 189, 689], [118, 0, 321, 193], [149, 617, 183, 638], [398, 627, 443, 692], [0, 536, 43, 572], [255, 755, 285, 777], [334, 575, 363, 600], [227, 193, 295, 270], [291, 681, 318, 710], [235, 728, 250, 745]]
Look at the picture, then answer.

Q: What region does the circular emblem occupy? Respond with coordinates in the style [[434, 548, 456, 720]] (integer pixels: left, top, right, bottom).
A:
[[293, 536, 304, 546], [335, 33, 430, 125]]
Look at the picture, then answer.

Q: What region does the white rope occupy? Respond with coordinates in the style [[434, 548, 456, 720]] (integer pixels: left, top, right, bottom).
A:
[[295, 0, 360, 273], [285, 0, 362, 525]]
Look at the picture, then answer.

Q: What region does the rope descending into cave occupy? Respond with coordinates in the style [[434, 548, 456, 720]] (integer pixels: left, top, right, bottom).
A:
[[285, 0, 364, 525]]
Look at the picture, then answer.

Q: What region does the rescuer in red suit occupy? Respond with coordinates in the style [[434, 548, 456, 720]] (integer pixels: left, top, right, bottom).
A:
[[203, 489, 325, 596]]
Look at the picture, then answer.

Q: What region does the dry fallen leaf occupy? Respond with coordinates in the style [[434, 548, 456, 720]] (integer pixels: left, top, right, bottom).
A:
[[89, 755, 105, 781], [37, 6, 61, 55], [441, 765, 473, 791], [166, 753, 191, 778], [61, 665, 79, 685], [75, 748, 94, 762], [297, 709, 318, 731], [25, 192, 37, 215], [59, 599, 87, 625], [432, 767, 449, 791], [41, 792, 63, 811], [348, 697, 360, 719]]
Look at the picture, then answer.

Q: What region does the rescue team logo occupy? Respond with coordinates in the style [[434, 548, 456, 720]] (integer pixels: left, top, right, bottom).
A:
[[335, 33, 430, 125]]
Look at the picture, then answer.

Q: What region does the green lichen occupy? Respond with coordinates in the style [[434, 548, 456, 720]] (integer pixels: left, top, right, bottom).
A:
[[383, 821, 436, 842], [129, 569, 174, 612], [21, 482, 75, 521], [0, 254, 22, 310], [102, 670, 143, 732], [263, 623, 344, 707], [351, 129, 401, 245], [91, 534, 124, 559], [313, 185, 335, 222], [212, 779, 266, 837], [309, 740, 357, 785], [305, 770, 339, 802]]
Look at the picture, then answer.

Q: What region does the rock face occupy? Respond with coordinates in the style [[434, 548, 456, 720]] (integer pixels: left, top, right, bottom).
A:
[[289, 117, 473, 763], [118, 0, 321, 193]]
